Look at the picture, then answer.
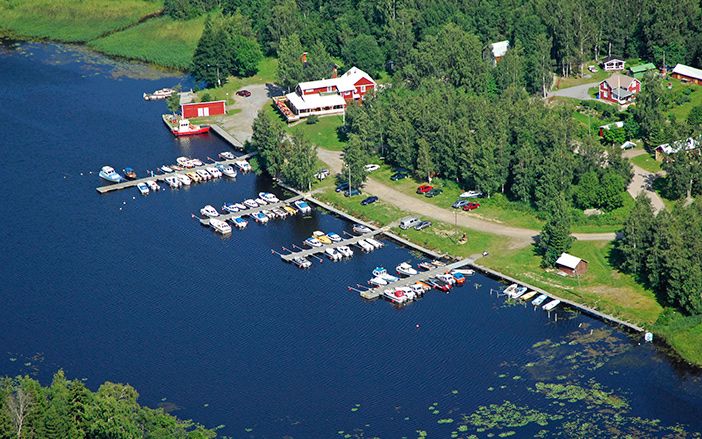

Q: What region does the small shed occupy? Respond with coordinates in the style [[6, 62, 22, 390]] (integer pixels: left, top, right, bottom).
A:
[[602, 56, 625, 71], [488, 40, 510, 65], [671, 64, 702, 85], [181, 100, 226, 118], [555, 253, 588, 276], [629, 63, 656, 79]]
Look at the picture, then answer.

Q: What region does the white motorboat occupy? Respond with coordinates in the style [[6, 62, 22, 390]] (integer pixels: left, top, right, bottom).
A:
[[235, 160, 252, 172], [398, 287, 416, 301], [165, 175, 180, 188], [218, 151, 235, 160], [353, 224, 372, 234], [453, 269, 475, 276], [259, 192, 280, 203], [503, 283, 518, 297], [99, 166, 123, 183], [384, 288, 409, 304], [255, 197, 268, 206], [200, 205, 219, 218], [356, 239, 374, 252], [365, 238, 384, 249], [437, 273, 456, 285], [190, 159, 203, 166], [233, 202, 247, 211], [369, 277, 388, 287], [176, 173, 191, 185], [325, 248, 342, 261], [373, 267, 398, 283], [532, 294, 549, 306], [272, 208, 287, 218], [210, 218, 231, 234], [513, 286, 528, 299], [293, 257, 312, 269], [327, 232, 342, 242], [337, 245, 353, 257], [187, 171, 201, 182], [262, 210, 275, 219], [304, 237, 323, 248], [136, 182, 149, 195], [196, 169, 211, 180], [396, 262, 418, 276], [244, 199, 259, 208], [160, 165, 173, 173], [222, 203, 239, 214], [146, 180, 160, 191], [176, 157, 190, 167], [294, 200, 311, 214], [231, 216, 248, 229], [252, 211, 268, 223], [543, 299, 561, 311], [217, 164, 237, 178], [206, 166, 222, 178]]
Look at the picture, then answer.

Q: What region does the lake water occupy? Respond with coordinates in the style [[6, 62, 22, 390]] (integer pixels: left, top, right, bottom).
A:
[[1, 40, 701, 438]]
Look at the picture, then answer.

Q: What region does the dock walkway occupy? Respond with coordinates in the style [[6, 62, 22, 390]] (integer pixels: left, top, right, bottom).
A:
[[360, 258, 473, 300], [200, 194, 304, 226], [210, 124, 244, 150], [280, 226, 391, 262], [95, 152, 256, 194]]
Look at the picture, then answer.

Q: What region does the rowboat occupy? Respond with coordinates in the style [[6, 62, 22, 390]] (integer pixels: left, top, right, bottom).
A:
[[542, 299, 561, 311], [531, 294, 548, 306], [520, 291, 538, 301]]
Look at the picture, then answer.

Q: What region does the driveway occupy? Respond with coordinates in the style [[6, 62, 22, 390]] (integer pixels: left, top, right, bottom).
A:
[[623, 149, 665, 213], [317, 149, 616, 246], [547, 82, 600, 100], [219, 83, 283, 145]]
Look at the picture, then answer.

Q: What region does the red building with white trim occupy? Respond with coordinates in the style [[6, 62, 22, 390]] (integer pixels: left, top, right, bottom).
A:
[[274, 66, 376, 122], [181, 100, 226, 118], [599, 73, 640, 105]]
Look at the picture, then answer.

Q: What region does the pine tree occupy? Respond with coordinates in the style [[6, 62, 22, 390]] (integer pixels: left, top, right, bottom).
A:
[[191, 14, 229, 87], [539, 196, 574, 267], [617, 193, 656, 277], [276, 33, 305, 91], [415, 138, 434, 182]]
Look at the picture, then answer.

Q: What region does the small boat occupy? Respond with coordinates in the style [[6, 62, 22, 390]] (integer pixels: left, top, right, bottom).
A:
[[531, 294, 548, 306], [233, 203, 247, 211], [427, 277, 450, 292], [325, 248, 342, 261], [252, 212, 268, 223], [327, 232, 342, 242], [272, 208, 287, 218], [143, 87, 175, 100], [259, 192, 280, 203], [293, 257, 312, 269], [162, 114, 210, 136], [356, 239, 374, 252], [437, 273, 456, 285], [231, 216, 248, 229], [312, 231, 332, 245], [396, 262, 418, 276], [283, 205, 297, 215], [365, 238, 384, 249], [123, 167, 137, 180], [136, 182, 149, 195], [418, 262, 435, 271], [222, 203, 239, 214], [165, 175, 180, 188], [262, 210, 276, 219], [176, 157, 190, 167], [160, 165, 173, 173], [186, 171, 201, 182], [414, 282, 431, 293], [352, 224, 372, 235], [146, 180, 160, 191], [219, 151, 235, 160], [217, 164, 237, 178], [503, 283, 518, 297], [171, 165, 183, 171], [410, 284, 426, 297], [399, 287, 416, 301], [243, 199, 259, 208], [384, 288, 409, 304], [543, 299, 561, 311], [453, 269, 475, 276], [451, 271, 466, 285], [431, 260, 446, 267], [369, 277, 388, 287], [304, 237, 323, 248], [520, 291, 538, 301], [513, 286, 528, 299], [234, 160, 252, 172], [99, 166, 123, 183], [337, 245, 353, 257], [200, 205, 219, 218], [210, 218, 231, 235], [190, 159, 203, 167], [255, 198, 268, 206], [196, 169, 211, 180], [294, 200, 312, 214], [206, 166, 222, 178], [176, 173, 191, 186], [372, 267, 398, 283]]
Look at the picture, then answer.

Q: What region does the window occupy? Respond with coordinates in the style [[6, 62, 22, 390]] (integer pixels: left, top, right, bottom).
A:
[[360, 85, 366, 92]]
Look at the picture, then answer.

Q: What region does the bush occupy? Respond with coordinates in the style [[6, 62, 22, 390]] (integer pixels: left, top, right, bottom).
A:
[[201, 92, 212, 102], [306, 115, 319, 125]]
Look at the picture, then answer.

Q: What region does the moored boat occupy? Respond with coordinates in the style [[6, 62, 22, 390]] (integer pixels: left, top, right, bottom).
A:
[[262, 209, 275, 219], [325, 248, 342, 261], [365, 238, 384, 249], [200, 205, 219, 218], [369, 277, 388, 287], [164, 175, 180, 188], [206, 166, 222, 178], [396, 262, 418, 276], [143, 87, 175, 100], [531, 294, 548, 306], [337, 245, 353, 257], [196, 169, 211, 180], [372, 267, 398, 283], [520, 291, 538, 301], [162, 114, 210, 136], [294, 200, 312, 214], [417, 261, 435, 271], [243, 199, 259, 208], [252, 211, 268, 223], [231, 216, 248, 229], [210, 218, 232, 235], [384, 288, 409, 304], [160, 165, 173, 173], [327, 232, 342, 242], [99, 166, 123, 183], [356, 239, 374, 252], [255, 197, 268, 206], [176, 173, 191, 186], [352, 224, 372, 234], [186, 171, 201, 182], [234, 160, 252, 172], [293, 257, 312, 269], [176, 157, 190, 167], [146, 180, 160, 191], [312, 231, 332, 245], [222, 203, 239, 214], [304, 237, 322, 248], [123, 167, 137, 180], [512, 286, 528, 299], [272, 208, 287, 218], [233, 202, 247, 211], [218, 151, 235, 160], [283, 205, 297, 215], [542, 299, 561, 311], [136, 182, 149, 195], [259, 192, 279, 203], [217, 164, 237, 178]]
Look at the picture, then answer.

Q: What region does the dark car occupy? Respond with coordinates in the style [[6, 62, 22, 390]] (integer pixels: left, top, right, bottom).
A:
[[416, 184, 433, 194], [236, 89, 251, 97], [361, 196, 378, 205], [390, 172, 408, 181], [336, 182, 350, 192], [452, 199, 470, 209], [462, 202, 481, 211], [425, 188, 443, 198], [344, 188, 361, 197], [414, 220, 432, 230]]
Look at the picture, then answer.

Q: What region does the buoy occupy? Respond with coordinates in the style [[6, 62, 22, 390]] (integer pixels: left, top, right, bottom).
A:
[[119, 208, 122, 211], [132, 196, 136, 200], [123, 201, 126, 205], [416, 324, 420, 328], [80, 172, 83, 175]]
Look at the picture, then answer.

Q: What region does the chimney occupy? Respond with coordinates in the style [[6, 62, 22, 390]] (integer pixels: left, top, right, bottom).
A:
[[331, 65, 338, 78], [300, 52, 308, 64]]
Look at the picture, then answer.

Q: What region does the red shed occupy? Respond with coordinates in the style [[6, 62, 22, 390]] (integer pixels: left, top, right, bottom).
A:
[[181, 100, 226, 118], [555, 253, 589, 276]]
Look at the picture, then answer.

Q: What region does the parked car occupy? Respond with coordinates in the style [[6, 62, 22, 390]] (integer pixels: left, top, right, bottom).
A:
[[344, 188, 361, 197], [399, 216, 421, 230], [459, 190, 483, 198], [236, 89, 251, 97], [416, 184, 433, 194], [462, 202, 480, 211], [364, 164, 380, 172], [315, 168, 330, 180], [452, 199, 470, 209], [620, 141, 636, 150], [390, 172, 408, 181], [425, 188, 443, 198], [361, 196, 378, 205], [588, 65, 598, 73], [414, 220, 432, 230], [336, 182, 350, 192]]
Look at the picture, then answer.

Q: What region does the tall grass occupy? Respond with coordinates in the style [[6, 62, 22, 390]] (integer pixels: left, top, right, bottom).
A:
[[0, 0, 163, 42], [89, 15, 205, 70]]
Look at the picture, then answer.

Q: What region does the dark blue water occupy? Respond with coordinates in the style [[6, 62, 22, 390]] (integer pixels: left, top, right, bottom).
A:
[[2, 41, 702, 437]]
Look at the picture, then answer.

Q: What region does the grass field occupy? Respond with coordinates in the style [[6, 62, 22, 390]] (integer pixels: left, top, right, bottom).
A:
[[0, 0, 163, 42], [554, 65, 609, 90], [289, 116, 346, 151], [89, 15, 204, 69], [196, 57, 278, 101], [630, 151, 662, 173], [654, 311, 702, 366], [666, 78, 702, 121]]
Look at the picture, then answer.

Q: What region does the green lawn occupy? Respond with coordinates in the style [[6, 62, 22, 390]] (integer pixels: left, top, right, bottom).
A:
[[554, 64, 610, 90], [289, 116, 346, 151], [0, 0, 163, 42], [196, 57, 278, 101], [654, 311, 702, 366], [89, 15, 204, 69], [630, 151, 662, 173], [666, 78, 702, 121]]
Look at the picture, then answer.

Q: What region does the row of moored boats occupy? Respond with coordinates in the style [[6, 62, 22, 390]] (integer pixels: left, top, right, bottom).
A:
[[368, 262, 475, 304], [204, 195, 311, 235], [503, 283, 561, 311], [290, 223, 379, 268]]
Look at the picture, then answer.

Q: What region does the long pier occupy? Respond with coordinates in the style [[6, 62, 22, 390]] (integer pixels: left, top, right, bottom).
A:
[[95, 152, 256, 194], [280, 226, 391, 262], [360, 258, 474, 300], [210, 124, 244, 150], [199, 194, 304, 226]]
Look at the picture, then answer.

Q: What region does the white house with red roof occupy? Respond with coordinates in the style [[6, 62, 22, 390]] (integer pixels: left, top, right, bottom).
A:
[[273, 66, 376, 122]]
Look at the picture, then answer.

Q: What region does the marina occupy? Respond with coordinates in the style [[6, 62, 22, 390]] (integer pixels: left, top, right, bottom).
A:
[[198, 194, 305, 225], [279, 225, 391, 262]]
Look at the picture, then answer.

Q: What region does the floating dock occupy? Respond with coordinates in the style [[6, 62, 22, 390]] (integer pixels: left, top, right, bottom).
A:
[[280, 226, 391, 262], [95, 151, 256, 194], [359, 258, 473, 300], [210, 124, 244, 150], [199, 194, 304, 226]]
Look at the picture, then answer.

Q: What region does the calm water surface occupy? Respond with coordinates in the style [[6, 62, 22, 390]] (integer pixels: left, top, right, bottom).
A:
[[1, 41, 701, 437]]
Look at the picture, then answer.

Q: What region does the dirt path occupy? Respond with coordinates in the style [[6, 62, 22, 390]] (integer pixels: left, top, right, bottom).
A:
[[547, 82, 600, 100], [317, 149, 616, 246], [623, 149, 665, 213]]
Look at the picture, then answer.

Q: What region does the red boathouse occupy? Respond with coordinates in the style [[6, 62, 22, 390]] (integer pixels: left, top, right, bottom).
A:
[[181, 100, 226, 118]]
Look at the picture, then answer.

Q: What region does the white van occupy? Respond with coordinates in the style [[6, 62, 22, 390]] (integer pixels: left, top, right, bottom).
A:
[[399, 216, 421, 230]]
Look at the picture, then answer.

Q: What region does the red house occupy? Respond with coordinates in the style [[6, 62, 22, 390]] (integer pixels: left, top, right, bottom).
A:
[[181, 100, 226, 118], [599, 73, 640, 105], [274, 66, 376, 122]]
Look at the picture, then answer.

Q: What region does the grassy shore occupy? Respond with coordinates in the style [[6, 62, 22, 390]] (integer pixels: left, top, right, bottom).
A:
[[0, 0, 163, 42], [88, 15, 204, 70]]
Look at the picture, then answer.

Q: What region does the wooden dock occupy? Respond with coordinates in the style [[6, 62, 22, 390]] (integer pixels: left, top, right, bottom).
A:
[[359, 258, 474, 300], [199, 194, 304, 226], [280, 226, 391, 262], [210, 124, 244, 150], [95, 152, 256, 194]]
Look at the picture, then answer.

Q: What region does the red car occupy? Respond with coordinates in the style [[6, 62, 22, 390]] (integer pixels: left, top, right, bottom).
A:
[[236, 89, 251, 97], [416, 184, 433, 194], [462, 202, 480, 211]]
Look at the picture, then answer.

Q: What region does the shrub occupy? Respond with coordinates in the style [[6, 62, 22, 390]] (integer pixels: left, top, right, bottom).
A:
[[306, 115, 319, 125]]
